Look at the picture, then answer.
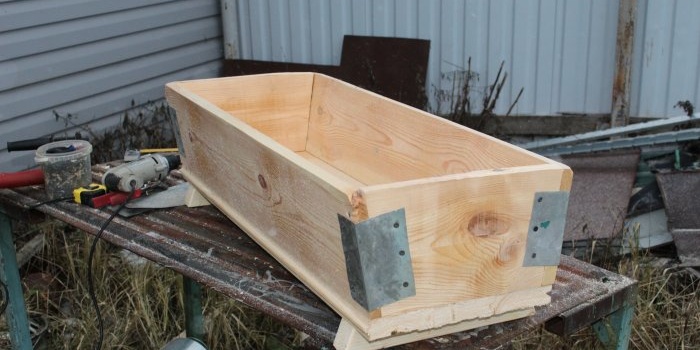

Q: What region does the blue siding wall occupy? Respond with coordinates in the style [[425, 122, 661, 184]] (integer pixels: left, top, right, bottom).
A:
[[0, 0, 223, 171]]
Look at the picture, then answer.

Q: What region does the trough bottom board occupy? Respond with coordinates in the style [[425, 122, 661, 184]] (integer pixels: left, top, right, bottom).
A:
[[334, 308, 534, 350]]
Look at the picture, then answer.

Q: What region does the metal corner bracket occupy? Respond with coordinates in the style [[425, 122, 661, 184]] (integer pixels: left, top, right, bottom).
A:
[[523, 191, 570, 267], [338, 208, 416, 311]]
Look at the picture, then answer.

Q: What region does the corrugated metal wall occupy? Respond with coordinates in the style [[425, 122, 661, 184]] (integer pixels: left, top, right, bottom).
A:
[[631, 0, 700, 117], [230, 0, 700, 119], [0, 0, 223, 171], [232, 0, 619, 116]]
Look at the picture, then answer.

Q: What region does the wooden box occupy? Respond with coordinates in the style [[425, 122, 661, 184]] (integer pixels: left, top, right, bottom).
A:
[[165, 73, 572, 348]]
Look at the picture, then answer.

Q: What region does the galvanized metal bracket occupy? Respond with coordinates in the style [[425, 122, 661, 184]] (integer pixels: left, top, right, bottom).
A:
[[338, 208, 416, 311], [523, 191, 570, 267]]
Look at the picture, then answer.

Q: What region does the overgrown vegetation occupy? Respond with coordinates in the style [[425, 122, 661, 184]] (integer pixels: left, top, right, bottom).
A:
[[513, 250, 700, 349], [10, 220, 300, 349], [674, 100, 695, 117], [431, 58, 524, 132], [53, 100, 176, 164]]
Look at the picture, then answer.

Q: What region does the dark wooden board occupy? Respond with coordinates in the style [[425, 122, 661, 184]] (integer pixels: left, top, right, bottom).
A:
[[223, 35, 430, 110]]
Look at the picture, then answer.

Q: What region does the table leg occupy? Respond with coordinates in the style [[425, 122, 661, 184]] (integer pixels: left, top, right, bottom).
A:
[[592, 299, 634, 350], [183, 275, 205, 343], [0, 211, 32, 350]]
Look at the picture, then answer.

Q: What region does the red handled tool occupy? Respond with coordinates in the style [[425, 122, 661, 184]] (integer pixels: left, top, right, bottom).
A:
[[0, 169, 44, 189], [90, 189, 143, 209]]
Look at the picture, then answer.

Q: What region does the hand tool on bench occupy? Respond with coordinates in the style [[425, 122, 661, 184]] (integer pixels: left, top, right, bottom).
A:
[[6, 132, 88, 152], [102, 154, 180, 192]]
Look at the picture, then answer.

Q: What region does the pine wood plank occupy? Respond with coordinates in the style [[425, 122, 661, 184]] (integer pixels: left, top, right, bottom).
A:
[[334, 307, 534, 350], [542, 265, 559, 286], [352, 285, 551, 341], [306, 74, 553, 185], [165, 82, 375, 333], [357, 165, 571, 318], [296, 151, 366, 188], [178, 73, 314, 151], [184, 185, 210, 207], [333, 308, 535, 350]]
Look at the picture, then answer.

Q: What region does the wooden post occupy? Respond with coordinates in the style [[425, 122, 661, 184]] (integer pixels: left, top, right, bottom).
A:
[[592, 291, 636, 350], [0, 212, 32, 350], [610, 0, 637, 127]]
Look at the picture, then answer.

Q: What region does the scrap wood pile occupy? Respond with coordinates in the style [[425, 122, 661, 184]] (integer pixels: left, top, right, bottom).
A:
[[519, 112, 700, 272]]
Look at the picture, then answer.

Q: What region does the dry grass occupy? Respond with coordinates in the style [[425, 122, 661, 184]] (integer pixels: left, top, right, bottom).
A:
[[7, 220, 700, 349], [14, 220, 300, 350], [513, 249, 700, 350]]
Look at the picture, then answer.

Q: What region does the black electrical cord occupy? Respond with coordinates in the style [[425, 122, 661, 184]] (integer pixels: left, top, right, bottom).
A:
[[28, 196, 74, 209], [86, 185, 136, 350]]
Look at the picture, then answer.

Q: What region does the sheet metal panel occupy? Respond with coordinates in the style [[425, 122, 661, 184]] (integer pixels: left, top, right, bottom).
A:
[[0, 18, 221, 92], [2, 40, 221, 120], [232, 0, 619, 116], [2, 62, 221, 172], [631, 0, 700, 117], [231, 0, 700, 118], [0, 0, 172, 32], [0, 1, 219, 62], [0, 0, 223, 171]]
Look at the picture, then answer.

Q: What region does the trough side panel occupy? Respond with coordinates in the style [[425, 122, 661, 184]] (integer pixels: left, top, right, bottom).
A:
[[305, 74, 546, 185], [165, 83, 374, 331], [178, 73, 315, 152], [360, 165, 569, 317]]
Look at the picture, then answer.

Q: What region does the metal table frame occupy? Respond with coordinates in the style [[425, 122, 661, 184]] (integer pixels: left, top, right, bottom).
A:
[[0, 175, 637, 349]]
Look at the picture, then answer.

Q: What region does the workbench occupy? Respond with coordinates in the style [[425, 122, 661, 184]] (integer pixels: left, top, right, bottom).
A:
[[0, 166, 637, 349]]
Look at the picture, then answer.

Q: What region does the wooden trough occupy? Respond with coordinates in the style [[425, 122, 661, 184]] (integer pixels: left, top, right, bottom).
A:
[[165, 73, 572, 349]]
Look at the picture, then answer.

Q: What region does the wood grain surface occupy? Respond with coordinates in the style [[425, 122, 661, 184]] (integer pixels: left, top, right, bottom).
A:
[[165, 73, 573, 343], [177, 73, 314, 152], [306, 74, 552, 185], [361, 165, 570, 318], [166, 80, 375, 333]]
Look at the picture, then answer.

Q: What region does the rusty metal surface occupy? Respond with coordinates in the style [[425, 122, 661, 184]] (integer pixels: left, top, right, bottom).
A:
[[561, 150, 640, 241], [610, 0, 637, 127], [0, 167, 637, 349], [656, 171, 700, 230]]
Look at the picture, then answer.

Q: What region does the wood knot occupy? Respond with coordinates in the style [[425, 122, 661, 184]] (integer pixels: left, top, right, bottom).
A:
[[466, 212, 510, 237], [258, 174, 267, 189], [498, 239, 521, 263]]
